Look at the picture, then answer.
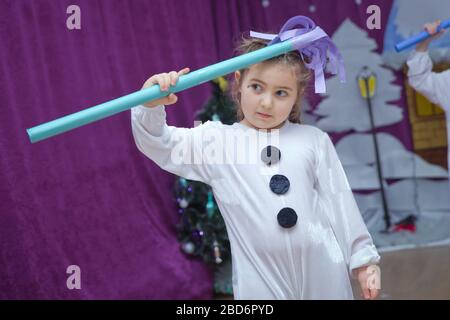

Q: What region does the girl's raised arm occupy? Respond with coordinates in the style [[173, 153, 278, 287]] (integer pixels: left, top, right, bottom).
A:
[[407, 51, 450, 110], [131, 69, 219, 184]]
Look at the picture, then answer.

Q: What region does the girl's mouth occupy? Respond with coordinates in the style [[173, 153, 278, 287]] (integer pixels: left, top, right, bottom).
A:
[[256, 112, 272, 119]]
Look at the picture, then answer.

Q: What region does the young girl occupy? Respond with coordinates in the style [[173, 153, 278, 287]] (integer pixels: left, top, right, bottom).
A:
[[131, 37, 381, 300], [407, 20, 450, 174]]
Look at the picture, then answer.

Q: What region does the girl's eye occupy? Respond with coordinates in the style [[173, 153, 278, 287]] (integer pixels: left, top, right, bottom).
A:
[[248, 84, 287, 97], [249, 84, 262, 91], [276, 90, 288, 97]]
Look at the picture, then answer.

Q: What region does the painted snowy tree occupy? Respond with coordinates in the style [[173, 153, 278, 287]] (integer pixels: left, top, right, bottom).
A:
[[310, 18, 450, 243], [314, 19, 403, 132]]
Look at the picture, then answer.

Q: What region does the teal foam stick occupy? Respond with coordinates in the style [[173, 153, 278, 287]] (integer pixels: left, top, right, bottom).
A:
[[26, 17, 339, 143], [27, 41, 295, 143]]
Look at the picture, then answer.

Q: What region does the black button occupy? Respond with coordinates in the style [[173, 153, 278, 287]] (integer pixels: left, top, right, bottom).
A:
[[261, 145, 281, 166], [277, 208, 298, 228], [270, 174, 290, 195]]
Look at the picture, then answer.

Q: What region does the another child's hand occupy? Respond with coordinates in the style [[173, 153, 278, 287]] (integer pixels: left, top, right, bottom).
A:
[[416, 20, 445, 52], [356, 265, 380, 300], [141, 67, 190, 108]]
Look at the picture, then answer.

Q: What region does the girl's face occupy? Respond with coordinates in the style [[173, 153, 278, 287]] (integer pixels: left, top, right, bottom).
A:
[[235, 62, 299, 130]]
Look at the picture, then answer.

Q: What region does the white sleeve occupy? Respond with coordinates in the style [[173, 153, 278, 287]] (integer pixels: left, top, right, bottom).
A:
[[407, 50, 450, 110], [131, 105, 215, 184], [315, 131, 380, 278]]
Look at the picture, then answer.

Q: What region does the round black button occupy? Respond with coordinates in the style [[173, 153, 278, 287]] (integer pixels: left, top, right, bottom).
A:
[[261, 145, 281, 166], [270, 174, 290, 195], [277, 208, 298, 228]]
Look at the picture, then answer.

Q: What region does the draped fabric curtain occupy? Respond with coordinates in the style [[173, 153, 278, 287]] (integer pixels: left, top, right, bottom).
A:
[[0, 0, 395, 299]]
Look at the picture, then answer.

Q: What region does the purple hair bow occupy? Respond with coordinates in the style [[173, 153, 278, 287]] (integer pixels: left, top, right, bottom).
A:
[[250, 16, 346, 94]]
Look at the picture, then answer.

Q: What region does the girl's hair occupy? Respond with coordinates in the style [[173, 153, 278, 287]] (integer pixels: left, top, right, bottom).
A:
[[230, 36, 311, 124]]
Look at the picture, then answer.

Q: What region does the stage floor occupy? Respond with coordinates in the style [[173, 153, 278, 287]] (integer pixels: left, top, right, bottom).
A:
[[352, 244, 450, 299]]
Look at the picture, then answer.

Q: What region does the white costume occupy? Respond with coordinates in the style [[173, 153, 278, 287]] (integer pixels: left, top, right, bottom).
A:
[[131, 105, 380, 299], [407, 50, 450, 172]]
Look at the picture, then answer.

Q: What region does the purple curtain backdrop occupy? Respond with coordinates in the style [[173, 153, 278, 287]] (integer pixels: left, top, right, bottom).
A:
[[0, 0, 398, 299]]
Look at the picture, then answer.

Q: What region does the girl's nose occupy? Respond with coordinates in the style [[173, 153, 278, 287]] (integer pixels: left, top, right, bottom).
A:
[[261, 94, 273, 108]]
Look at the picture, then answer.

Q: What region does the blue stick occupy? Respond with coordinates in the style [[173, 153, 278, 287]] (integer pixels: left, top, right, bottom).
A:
[[26, 41, 294, 143], [395, 19, 450, 52], [29, 32, 326, 143]]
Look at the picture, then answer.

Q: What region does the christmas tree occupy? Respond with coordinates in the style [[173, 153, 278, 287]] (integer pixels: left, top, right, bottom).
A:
[[174, 77, 235, 296]]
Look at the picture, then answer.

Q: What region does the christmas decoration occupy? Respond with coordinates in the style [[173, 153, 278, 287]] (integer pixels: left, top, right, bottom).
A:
[[175, 77, 235, 295]]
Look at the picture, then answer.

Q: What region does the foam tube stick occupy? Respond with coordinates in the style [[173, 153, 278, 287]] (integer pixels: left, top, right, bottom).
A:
[[27, 15, 345, 143], [395, 19, 450, 52]]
